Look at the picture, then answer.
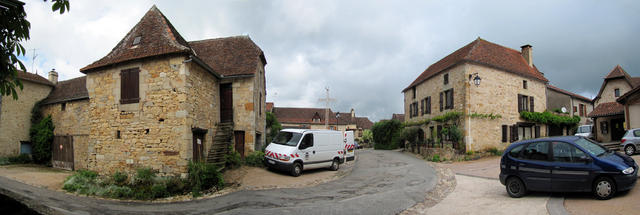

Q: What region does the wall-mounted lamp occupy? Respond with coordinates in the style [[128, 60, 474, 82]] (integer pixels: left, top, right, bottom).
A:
[[469, 73, 482, 86]]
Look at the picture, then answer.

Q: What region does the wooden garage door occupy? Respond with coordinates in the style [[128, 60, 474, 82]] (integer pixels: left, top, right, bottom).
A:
[[52, 136, 74, 170]]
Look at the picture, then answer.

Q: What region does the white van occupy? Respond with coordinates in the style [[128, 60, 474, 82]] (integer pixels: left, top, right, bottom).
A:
[[343, 131, 356, 161], [265, 129, 345, 176], [575, 125, 593, 139]]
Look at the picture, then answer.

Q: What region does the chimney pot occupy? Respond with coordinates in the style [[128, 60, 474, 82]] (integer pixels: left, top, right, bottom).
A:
[[48, 68, 58, 85], [521, 45, 533, 67]]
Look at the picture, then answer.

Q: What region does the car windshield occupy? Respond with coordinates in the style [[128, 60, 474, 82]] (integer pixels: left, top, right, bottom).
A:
[[272, 131, 303, 146], [577, 126, 591, 133], [574, 138, 607, 156]]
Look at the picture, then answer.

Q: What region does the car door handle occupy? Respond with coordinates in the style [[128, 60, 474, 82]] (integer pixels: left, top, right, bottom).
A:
[[519, 163, 525, 166], [554, 166, 561, 169], [313, 151, 316, 154]]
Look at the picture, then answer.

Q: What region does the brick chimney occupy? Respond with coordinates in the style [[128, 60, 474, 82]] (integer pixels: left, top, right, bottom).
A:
[[48, 69, 58, 85], [521, 44, 533, 67], [350, 108, 355, 118]]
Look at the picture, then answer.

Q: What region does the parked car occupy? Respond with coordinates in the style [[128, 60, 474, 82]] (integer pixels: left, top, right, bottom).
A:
[[500, 136, 637, 200], [575, 125, 593, 139], [621, 128, 640, 156], [264, 129, 345, 177]]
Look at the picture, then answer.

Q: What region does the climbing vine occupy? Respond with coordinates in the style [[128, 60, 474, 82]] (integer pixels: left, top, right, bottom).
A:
[[520, 111, 580, 126]]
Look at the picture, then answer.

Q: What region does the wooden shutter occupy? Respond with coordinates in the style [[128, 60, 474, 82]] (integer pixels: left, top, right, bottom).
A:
[[535, 126, 540, 138], [426, 97, 431, 114], [530, 96, 534, 112], [421, 99, 424, 115], [120, 68, 140, 104], [510, 125, 518, 142], [447, 89, 454, 109], [409, 104, 413, 118], [517, 94, 522, 112], [502, 125, 508, 142], [439, 92, 443, 111]]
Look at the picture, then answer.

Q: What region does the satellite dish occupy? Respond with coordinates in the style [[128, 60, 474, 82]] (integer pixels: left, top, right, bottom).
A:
[[561, 107, 567, 113]]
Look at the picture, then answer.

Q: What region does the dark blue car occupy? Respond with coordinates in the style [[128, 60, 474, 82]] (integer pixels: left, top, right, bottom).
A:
[[500, 136, 637, 200]]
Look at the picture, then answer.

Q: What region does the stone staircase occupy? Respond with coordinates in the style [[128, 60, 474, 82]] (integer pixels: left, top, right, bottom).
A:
[[600, 141, 621, 151], [206, 122, 234, 168]]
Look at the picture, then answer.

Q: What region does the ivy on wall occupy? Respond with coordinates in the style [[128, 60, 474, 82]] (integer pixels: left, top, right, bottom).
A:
[[519, 111, 580, 126], [403, 111, 500, 127]]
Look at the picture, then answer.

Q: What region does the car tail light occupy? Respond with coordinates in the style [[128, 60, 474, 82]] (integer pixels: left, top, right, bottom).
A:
[[622, 139, 626, 144]]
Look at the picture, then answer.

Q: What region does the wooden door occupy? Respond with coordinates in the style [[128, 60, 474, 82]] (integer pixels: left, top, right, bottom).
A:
[[220, 84, 233, 123], [611, 118, 625, 141], [234, 131, 245, 158], [52, 136, 74, 170], [193, 132, 205, 162]]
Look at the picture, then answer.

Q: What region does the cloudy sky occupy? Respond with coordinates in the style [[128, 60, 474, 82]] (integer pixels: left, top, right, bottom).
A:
[[19, 0, 640, 121]]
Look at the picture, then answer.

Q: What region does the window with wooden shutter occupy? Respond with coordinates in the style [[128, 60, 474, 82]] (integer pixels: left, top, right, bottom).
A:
[[529, 96, 534, 112], [448, 89, 454, 109], [502, 125, 508, 142], [409, 104, 413, 118], [573, 106, 577, 113], [120, 68, 140, 104], [439, 92, 443, 111], [509, 125, 516, 142], [517, 94, 523, 112], [426, 96, 431, 114], [535, 126, 540, 138], [421, 99, 424, 115], [579, 104, 585, 116]]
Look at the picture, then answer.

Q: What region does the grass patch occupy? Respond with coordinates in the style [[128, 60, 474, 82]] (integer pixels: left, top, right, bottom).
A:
[[0, 154, 33, 165], [244, 151, 265, 167]]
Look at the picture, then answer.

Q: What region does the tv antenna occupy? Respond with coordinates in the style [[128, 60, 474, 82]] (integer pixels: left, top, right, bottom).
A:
[[318, 87, 335, 129], [30, 48, 38, 74]]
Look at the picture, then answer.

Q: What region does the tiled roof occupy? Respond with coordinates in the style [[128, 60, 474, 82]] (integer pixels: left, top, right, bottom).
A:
[[594, 65, 639, 101], [266, 102, 274, 112], [403, 38, 548, 92], [546, 85, 592, 103], [392, 113, 405, 121], [273, 107, 339, 125], [80, 5, 192, 73], [16, 71, 54, 86], [617, 85, 640, 104], [587, 102, 623, 117], [356, 117, 373, 129], [604, 65, 629, 79], [42, 76, 88, 105], [189, 36, 266, 77]]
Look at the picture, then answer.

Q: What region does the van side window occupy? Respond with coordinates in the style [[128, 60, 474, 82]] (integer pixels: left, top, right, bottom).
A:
[[522, 142, 549, 161], [301, 134, 313, 148], [509, 145, 524, 158]]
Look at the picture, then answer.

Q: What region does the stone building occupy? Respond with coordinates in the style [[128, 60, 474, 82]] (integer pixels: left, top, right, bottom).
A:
[[617, 85, 640, 130], [588, 65, 640, 142], [403, 38, 549, 152], [272, 107, 372, 137], [391, 113, 405, 122], [0, 71, 54, 156], [545, 84, 593, 135], [39, 6, 266, 175]]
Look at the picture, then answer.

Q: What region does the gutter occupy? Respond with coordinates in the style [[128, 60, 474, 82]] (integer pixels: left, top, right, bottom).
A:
[[186, 55, 221, 79]]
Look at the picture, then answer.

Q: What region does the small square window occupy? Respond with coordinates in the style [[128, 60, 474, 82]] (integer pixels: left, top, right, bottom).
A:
[[523, 80, 527, 89], [614, 88, 620, 97], [444, 74, 449, 85], [132, 36, 141, 45], [61, 103, 66, 111]]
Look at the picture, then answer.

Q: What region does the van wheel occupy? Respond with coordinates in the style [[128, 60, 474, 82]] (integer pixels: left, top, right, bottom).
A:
[[291, 163, 302, 177], [624, 145, 635, 156], [506, 177, 527, 198], [594, 177, 616, 200], [330, 159, 340, 171]]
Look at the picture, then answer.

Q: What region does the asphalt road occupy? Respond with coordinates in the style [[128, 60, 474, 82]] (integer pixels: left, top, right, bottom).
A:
[[0, 149, 437, 215]]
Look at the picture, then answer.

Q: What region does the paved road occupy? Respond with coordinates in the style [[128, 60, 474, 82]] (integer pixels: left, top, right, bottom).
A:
[[0, 149, 437, 215]]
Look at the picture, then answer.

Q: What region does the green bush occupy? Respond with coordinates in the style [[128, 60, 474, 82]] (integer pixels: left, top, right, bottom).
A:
[[62, 170, 99, 193], [225, 149, 242, 169], [165, 177, 187, 195], [151, 183, 169, 198], [30, 115, 54, 164], [104, 185, 132, 198], [188, 161, 224, 197], [1, 154, 32, 165], [431, 154, 441, 162], [371, 119, 404, 150], [244, 151, 265, 167], [487, 147, 502, 156], [134, 168, 156, 186], [111, 171, 128, 185], [266, 112, 282, 144]]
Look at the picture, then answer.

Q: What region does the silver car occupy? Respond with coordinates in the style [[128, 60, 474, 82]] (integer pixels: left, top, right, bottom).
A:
[[621, 128, 640, 155]]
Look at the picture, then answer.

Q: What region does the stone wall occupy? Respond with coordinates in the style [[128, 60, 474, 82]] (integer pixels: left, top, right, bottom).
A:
[[629, 102, 640, 129], [571, 98, 593, 125], [596, 79, 633, 105], [546, 89, 571, 113], [86, 56, 192, 175], [41, 99, 90, 169], [0, 81, 52, 156], [185, 61, 219, 162], [252, 61, 266, 151]]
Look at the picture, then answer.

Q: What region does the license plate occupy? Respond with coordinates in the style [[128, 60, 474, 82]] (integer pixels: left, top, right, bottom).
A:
[[348, 149, 354, 153], [268, 160, 275, 164]]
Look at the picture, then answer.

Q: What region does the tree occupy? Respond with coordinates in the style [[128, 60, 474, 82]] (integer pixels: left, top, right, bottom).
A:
[[265, 112, 282, 147], [371, 119, 403, 150], [0, 0, 69, 99], [30, 115, 54, 164], [361, 130, 372, 144]]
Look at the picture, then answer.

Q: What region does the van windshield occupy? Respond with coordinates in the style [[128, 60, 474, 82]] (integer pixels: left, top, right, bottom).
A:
[[577, 126, 591, 133], [272, 131, 303, 146]]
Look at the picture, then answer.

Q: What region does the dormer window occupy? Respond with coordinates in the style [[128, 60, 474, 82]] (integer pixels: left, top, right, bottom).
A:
[[614, 88, 620, 97], [523, 80, 527, 89], [444, 73, 449, 85], [132, 36, 142, 45]]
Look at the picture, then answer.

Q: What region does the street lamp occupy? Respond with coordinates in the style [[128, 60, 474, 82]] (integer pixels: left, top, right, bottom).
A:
[[335, 112, 340, 131], [469, 73, 481, 86]]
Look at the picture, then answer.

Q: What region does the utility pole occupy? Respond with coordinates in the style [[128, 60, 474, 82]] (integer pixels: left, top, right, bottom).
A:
[[31, 48, 38, 74], [318, 87, 335, 129]]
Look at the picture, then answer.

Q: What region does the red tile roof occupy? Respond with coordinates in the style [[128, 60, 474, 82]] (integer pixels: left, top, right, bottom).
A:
[[617, 85, 640, 104], [356, 117, 373, 129], [189, 36, 266, 77], [80, 5, 193, 73], [42, 76, 88, 104], [594, 65, 640, 101], [16, 71, 54, 86], [403, 38, 548, 92], [587, 102, 624, 117], [273, 107, 339, 125], [392, 113, 405, 121], [546, 85, 592, 103]]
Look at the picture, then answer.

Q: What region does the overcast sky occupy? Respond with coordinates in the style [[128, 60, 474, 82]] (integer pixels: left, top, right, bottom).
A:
[[19, 0, 640, 121]]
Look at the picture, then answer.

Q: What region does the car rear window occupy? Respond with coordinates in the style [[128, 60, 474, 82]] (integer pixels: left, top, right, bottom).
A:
[[635, 130, 640, 137], [522, 142, 549, 161], [509, 145, 524, 158]]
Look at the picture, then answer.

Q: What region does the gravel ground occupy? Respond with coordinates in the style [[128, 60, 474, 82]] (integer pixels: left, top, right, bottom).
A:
[[0, 164, 71, 190]]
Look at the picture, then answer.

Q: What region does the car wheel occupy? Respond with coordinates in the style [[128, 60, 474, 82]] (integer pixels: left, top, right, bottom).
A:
[[506, 177, 527, 198], [291, 163, 302, 177], [593, 177, 616, 200], [624, 145, 636, 156], [330, 159, 340, 171]]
